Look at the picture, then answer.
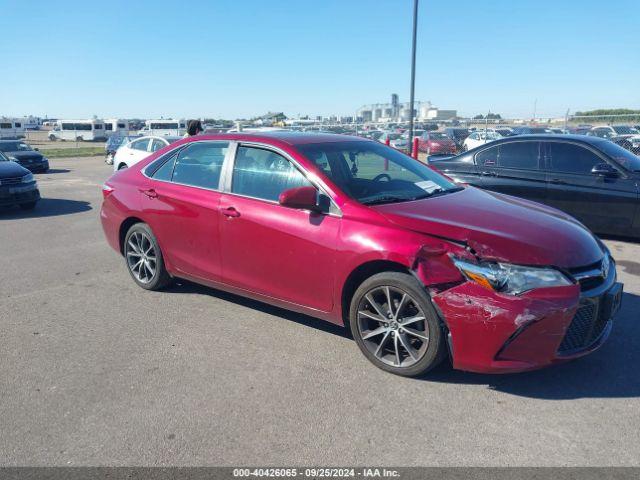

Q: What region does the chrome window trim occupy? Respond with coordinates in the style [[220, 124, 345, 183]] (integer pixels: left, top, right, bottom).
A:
[[226, 141, 342, 217]]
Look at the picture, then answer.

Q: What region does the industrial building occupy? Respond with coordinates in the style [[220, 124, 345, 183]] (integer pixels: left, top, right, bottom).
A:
[[356, 94, 457, 123]]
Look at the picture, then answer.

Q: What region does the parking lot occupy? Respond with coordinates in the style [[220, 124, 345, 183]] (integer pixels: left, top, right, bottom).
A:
[[1, 156, 639, 466]]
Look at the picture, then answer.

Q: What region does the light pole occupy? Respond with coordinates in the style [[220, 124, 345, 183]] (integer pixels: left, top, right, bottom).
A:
[[408, 0, 419, 156]]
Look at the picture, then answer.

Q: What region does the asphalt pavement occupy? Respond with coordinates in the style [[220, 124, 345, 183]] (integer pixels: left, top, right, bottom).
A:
[[0, 156, 639, 466]]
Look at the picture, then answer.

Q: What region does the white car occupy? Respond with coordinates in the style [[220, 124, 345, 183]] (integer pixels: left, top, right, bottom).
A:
[[113, 135, 182, 171], [462, 131, 503, 151]]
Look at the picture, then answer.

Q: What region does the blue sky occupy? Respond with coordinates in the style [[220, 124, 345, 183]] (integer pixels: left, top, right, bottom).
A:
[[1, 0, 638, 119]]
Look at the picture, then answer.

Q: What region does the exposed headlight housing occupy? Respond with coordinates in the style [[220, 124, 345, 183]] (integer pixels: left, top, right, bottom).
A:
[[452, 257, 573, 295], [21, 173, 34, 183]]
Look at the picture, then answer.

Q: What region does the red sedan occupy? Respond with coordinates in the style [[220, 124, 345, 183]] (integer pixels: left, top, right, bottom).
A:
[[100, 132, 622, 377], [417, 131, 458, 155]]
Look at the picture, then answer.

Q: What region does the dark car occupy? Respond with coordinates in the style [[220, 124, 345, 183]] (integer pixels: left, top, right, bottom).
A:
[[430, 134, 640, 238], [443, 127, 470, 150], [105, 135, 141, 165], [511, 126, 549, 135], [0, 140, 49, 173], [0, 151, 40, 210]]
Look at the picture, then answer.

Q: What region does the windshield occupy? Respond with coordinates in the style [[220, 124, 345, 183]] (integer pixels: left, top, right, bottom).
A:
[[428, 132, 449, 140], [613, 126, 639, 135], [0, 141, 32, 152], [296, 140, 459, 205], [598, 141, 640, 171]]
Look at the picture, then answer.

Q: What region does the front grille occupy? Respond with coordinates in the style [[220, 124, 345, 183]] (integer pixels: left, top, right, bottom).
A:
[[558, 299, 609, 354], [0, 177, 22, 185]]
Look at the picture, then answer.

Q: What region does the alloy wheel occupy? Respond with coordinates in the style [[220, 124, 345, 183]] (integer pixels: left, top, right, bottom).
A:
[[357, 286, 429, 368], [125, 231, 157, 284]]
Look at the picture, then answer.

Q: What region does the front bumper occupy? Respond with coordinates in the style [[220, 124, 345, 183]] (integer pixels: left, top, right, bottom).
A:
[[18, 159, 49, 172], [432, 261, 622, 374], [0, 185, 40, 206]]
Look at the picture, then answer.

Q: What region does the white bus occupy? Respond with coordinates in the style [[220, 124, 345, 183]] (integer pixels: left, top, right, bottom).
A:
[[48, 119, 108, 141], [0, 118, 26, 139], [104, 118, 129, 137], [140, 119, 186, 136]]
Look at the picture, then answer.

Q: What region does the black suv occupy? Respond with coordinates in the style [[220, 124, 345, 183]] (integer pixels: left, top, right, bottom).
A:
[[430, 135, 640, 238], [0, 140, 49, 172], [0, 151, 40, 210]]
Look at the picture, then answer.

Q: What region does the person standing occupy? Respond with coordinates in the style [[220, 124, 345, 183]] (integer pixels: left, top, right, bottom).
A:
[[185, 120, 204, 137]]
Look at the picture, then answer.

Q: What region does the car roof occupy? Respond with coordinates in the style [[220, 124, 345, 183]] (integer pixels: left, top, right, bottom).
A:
[[186, 131, 370, 146], [461, 134, 611, 153]]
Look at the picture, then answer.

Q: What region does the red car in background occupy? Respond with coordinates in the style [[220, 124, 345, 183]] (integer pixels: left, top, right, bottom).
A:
[[417, 131, 458, 155], [101, 132, 622, 377]]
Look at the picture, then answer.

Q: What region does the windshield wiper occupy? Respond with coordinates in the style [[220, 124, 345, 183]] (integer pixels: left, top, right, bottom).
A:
[[361, 195, 415, 206], [411, 186, 464, 200]]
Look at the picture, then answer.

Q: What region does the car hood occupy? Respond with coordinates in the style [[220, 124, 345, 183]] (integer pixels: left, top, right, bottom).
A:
[[0, 161, 29, 178], [372, 187, 603, 268]]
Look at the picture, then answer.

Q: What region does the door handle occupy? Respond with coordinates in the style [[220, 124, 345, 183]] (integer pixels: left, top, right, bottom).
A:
[[221, 207, 240, 218], [549, 178, 567, 185], [138, 188, 158, 198], [480, 171, 496, 177]]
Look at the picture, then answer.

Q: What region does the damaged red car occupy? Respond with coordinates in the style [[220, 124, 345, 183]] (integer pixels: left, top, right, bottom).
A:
[[100, 132, 623, 377]]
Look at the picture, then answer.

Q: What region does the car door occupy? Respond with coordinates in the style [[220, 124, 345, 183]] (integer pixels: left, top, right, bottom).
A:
[[474, 140, 547, 204], [138, 141, 230, 281], [126, 138, 151, 166], [218, 143, 339, 312], [543, 140, 638, 235]]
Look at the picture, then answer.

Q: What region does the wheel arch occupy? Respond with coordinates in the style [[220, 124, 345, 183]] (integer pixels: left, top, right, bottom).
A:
[[118, 216, 145, 255], [340, 260, 411, 326]]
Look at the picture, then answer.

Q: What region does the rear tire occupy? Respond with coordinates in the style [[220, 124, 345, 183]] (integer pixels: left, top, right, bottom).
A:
[[124, 223, 172, 291], [349, 272, 445, 377], [106, 153, 114, 165]]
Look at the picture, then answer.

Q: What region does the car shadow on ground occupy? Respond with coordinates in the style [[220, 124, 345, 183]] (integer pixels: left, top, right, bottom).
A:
[[41, 168, 71, 174], [0, 198, 92, 219], [169, 281, 639, 399], [167, 280, 350, 339], [427, 292, 640, 400]]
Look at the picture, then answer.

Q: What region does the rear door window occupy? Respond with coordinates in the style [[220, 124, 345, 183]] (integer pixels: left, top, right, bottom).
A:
[[475, 145, 499, 166], [497, 141, 540, 170], [547, 142, 603, 174], [131, 139, 150, 151]]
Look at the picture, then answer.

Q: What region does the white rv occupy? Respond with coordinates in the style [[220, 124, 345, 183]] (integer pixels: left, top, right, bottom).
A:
[[140, 119, 186, 136], [104, 119, 129, 137], [0, 118, 26, 139], [48, 119, 107, 141]]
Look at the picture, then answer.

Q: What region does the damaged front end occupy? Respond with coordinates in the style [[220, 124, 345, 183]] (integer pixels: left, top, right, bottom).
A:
[[410, 238, 620, 374]]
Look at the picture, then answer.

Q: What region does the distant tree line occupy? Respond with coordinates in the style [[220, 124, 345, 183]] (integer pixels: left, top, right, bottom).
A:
[[473, 113, 502, 120], [573, 109, 640, 123]]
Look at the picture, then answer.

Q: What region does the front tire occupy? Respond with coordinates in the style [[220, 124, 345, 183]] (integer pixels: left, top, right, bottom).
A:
[[124, 223, 172, 290], [349, 272, 445, 377], [118, 163, 128, 170]]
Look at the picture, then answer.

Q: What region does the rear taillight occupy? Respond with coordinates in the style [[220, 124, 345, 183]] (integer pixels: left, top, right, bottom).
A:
[[102, 183, 114, 199]]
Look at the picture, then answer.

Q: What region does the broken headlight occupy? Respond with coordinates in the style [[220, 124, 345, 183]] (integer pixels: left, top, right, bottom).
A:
[[452, 257, 572, 295]]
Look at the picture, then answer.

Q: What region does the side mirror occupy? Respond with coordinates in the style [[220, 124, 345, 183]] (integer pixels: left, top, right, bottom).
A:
[[279, 186, 325, 212], [591, 163, 619, 177]]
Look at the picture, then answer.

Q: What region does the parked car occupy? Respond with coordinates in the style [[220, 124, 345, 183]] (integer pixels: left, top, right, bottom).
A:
[[105, 135, 141, 165], [0, 140, 49, 173], [0, 151, 40, 210], [495, 127, 514, 137], [511, 126, 549, 135], [101, 132, 622, 377], [417, 131, 457, 155], [113, 135, 182, 171], [431, 134, 640, 238], [462, 131, 502, 151], [587, 125, 639, 139], [443, 128, 470, 150], [378, 132, 408, 150]]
